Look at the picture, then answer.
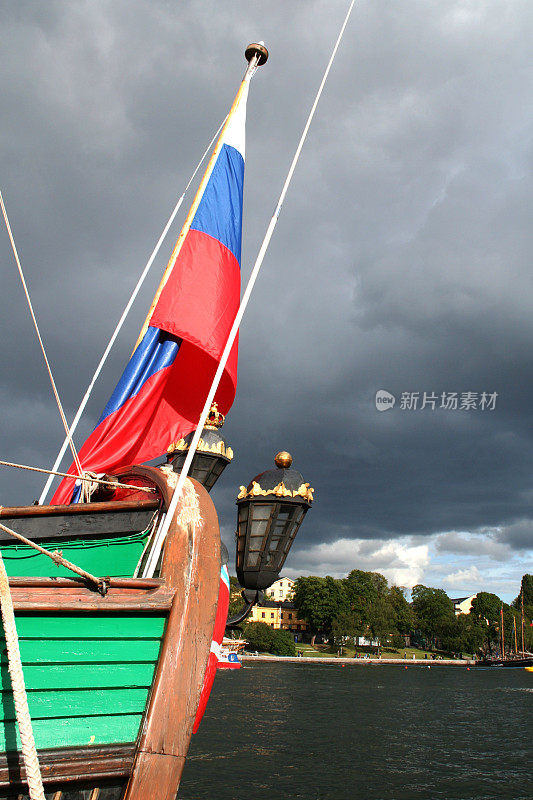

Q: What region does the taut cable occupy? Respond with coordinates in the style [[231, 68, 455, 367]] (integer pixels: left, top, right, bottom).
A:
[[143, 4, 356, 576], [0, 190, 83, 481]]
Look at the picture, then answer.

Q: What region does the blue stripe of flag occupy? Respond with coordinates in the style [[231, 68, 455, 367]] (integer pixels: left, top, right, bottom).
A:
[[190, 143, 244, 266], [97, 326, 181, 425]]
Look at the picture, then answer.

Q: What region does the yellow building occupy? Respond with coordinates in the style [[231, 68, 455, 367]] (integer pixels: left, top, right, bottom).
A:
[[250, 599, 308, 638]]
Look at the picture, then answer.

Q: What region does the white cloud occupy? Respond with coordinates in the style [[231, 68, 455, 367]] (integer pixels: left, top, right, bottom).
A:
[[285, 536, 429, 589], [444, 565, 482, 588]]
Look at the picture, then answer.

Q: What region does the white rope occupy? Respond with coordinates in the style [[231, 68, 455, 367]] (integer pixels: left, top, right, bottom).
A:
[[0, 458, 155, 494], [0, 190, 83, 481], [143, 4, 356, 577], [38, 115, 228, 505], [0, 552, 45, 799]]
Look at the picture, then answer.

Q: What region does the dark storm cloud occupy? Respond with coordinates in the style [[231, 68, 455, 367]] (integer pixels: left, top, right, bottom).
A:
[[1, 1, 531, 593]]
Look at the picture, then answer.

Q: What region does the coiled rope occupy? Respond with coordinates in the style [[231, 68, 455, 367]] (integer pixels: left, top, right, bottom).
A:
[[0, 551, 45, 799]]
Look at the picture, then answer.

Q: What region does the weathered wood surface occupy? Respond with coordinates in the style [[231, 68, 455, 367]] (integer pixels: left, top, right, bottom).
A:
[[0, 498, 159, 517], [0, 500, 159, 543], [0, 744, 135, 787], [123, 474, 221, 800], [6, 579, 174, 613]]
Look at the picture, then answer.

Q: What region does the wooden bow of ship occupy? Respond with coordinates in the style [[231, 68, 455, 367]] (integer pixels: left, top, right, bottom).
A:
[[0, 466, 221, 800]]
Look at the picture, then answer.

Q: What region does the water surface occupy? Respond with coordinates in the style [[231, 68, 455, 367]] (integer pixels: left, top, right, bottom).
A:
[[179, 662, 532, 800]]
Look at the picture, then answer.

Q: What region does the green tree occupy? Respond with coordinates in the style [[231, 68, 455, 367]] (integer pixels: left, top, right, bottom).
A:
[[513, 574, 533, 620], [411, 584, 455, 648], [388, 585, 415, 637], [367, 596, 395, 654], [227, 576, 244, 618], [469, 592, 502, 655], [293, 576, 348, 641], [243, 622, 296, 656], [343, 570, 389, 640], [439, 614, 485, 655], [330, 610, 358, 651]]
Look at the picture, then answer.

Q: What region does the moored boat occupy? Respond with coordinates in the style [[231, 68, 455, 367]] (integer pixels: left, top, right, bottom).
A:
[[474, 656, 533, 669]]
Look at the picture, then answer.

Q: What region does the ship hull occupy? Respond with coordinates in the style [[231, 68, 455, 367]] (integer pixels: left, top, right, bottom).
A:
[[0, 466, 221, 799]]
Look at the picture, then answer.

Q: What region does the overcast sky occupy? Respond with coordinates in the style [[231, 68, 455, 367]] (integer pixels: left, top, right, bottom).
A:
[[1, 0, 531, 601]]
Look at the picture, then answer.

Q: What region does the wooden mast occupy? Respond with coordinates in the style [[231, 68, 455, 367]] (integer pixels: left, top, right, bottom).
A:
[[521, 593, 525, 658]]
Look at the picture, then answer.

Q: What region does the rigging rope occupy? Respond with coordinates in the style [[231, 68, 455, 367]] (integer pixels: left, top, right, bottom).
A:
[[0, 520, 106, 592], [0, 551, 45, 800], [0, 190, 83, 482], [142, 4, 356, 577], [38, 115, 228, 506], [0, 459, 155, 494]]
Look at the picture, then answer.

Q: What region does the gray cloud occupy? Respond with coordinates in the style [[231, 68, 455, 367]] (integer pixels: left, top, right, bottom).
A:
[[436, 530, 511, 561], [495, 519, 533, 552], [1, 1, 532, 599]]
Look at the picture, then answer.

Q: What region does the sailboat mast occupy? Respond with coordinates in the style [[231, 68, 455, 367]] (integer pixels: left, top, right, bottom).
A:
[[512, 615, 518, 656], [521, 593, 525, 657], [500, 605, 505, 658]]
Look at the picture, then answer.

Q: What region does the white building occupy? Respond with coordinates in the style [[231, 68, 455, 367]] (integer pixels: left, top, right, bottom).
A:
[[450, 594, 477, 616], [265, 577, 295, 603]]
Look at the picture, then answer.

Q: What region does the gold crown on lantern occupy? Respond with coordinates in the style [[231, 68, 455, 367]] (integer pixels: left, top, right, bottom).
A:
[[205, 402, 225, 430]]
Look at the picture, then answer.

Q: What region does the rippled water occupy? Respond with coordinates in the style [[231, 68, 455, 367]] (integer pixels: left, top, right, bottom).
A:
[[179, 662, 532, 800]]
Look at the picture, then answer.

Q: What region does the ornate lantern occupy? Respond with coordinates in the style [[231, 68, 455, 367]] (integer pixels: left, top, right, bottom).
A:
[[235, 451, 313, 591], [166, 403, 233, 492]]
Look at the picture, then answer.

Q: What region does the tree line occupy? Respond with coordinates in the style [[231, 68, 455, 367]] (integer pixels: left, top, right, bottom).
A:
[[290, 571, 533, 656]]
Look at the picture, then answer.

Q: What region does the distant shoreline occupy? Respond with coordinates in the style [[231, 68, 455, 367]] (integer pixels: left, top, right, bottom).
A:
[[241, 655, 474, 666]]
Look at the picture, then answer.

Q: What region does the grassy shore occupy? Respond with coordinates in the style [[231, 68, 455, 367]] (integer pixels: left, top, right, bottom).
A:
[[293, 643, 472, 661]]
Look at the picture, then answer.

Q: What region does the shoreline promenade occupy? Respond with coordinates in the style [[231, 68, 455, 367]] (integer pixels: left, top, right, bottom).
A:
[[241, 655, 474, 666]]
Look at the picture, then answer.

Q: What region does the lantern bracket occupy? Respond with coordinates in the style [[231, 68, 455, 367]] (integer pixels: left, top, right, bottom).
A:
[[226, 588, 263, 628]]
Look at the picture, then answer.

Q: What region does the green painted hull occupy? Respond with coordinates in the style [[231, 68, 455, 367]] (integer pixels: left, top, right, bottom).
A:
[[0, 471, 220, 799], [0, 523, 160, 753], [0, 613, 164, 751], [1, 530, 151, 580]]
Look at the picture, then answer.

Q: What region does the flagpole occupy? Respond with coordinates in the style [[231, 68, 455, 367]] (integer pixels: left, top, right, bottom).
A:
[[133, 43, 267, 354], [143, 1, 356, 577], [39, 44, 265, 506]]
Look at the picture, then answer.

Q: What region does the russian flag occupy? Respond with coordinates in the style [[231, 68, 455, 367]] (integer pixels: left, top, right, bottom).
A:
[[52, 82, 249, 505]]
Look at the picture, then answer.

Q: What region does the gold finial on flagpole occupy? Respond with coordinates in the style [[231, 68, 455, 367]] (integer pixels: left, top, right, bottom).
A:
[[245, 42, 269, 66]]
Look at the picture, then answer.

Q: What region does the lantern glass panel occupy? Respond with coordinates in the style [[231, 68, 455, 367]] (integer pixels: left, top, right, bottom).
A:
[[251, 505, 272, 520], [246, 552, 260, 567], [250, 519, 269, 538]]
